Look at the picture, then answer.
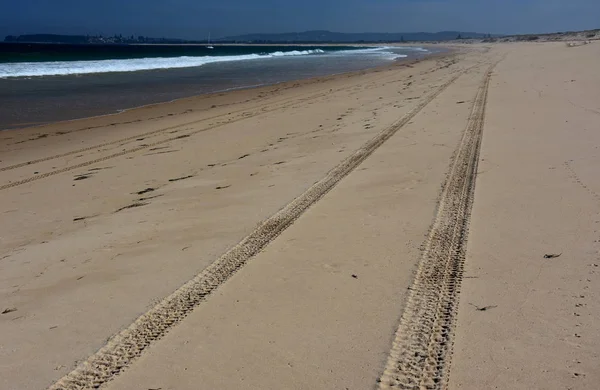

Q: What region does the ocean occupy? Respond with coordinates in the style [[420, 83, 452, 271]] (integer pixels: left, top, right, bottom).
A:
[[0, 43, 436, 129]]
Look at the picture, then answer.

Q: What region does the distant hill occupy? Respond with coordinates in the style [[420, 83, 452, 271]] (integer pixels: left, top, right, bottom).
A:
[[3, 34, 186, 44], [5, 30, 496, 45], [218, 30, 495, 43], [4, 34, 90, 44]]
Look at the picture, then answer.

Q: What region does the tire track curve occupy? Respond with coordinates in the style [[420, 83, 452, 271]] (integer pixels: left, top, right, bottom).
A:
[[377, 63, 495, 390], [48, 70, 464, 390]]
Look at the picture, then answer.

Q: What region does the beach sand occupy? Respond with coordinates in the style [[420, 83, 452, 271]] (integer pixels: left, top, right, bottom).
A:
[[449, 42, 600, 389], [0, 42, 598, 390]]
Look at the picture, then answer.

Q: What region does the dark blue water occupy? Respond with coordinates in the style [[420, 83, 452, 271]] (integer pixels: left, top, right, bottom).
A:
[[0, 43, 359, 63], [0, 43, 438, 130]]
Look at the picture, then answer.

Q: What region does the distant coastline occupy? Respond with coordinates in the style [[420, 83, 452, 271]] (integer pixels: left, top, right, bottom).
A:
[[5, 28, 599, 46], [4, 30, 495, 45]]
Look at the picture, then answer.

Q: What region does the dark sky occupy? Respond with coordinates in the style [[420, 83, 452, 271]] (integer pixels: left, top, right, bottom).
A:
[[2, 0, 599, 39]]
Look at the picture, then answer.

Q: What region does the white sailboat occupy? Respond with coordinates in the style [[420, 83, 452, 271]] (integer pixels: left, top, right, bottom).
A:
[[207, 32, 214, 49]]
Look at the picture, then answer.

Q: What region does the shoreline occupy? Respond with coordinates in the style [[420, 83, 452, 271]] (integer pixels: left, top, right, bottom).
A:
[[0, 50, 449, 133]]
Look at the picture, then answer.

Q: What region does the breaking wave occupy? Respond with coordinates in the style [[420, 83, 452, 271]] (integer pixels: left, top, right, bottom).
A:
[[0, 49, 327, 78]]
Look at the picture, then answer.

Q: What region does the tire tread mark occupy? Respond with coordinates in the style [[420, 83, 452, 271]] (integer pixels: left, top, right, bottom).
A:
[[376, 63, 496, 389], [48, 70, 465, 390]]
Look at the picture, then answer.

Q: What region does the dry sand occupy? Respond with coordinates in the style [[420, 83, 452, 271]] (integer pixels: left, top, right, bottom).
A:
[[449, 42, 600, 389], [0, 41, 598, 390]]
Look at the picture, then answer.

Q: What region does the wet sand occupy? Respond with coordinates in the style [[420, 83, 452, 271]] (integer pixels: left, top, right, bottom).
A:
[[1, 41, 599, 390], [0, 46, 434, 131]]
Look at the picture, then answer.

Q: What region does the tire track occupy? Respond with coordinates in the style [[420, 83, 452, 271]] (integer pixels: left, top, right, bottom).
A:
[[377, 63, 495, 389], [48, 69, 465, 390]]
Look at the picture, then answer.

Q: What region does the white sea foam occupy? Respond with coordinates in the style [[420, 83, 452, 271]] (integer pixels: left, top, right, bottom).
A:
[[0, 49, 326, 78], [391, 46, 430, 52], [0, 46, 423, 79], [270, 49, 325, 56], [335, 46, 411, 60]]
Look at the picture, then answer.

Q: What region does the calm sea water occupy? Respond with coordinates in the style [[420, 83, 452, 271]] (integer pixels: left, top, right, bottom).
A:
[[0, 43, 437, 129]]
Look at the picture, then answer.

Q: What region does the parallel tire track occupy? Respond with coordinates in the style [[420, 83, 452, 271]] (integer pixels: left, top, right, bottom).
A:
[[377, 63, 495, 389], [49, 70, 464, 390]]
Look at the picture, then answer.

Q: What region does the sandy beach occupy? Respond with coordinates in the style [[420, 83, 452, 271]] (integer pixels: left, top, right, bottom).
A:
[[1, 41, 599, 390]]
